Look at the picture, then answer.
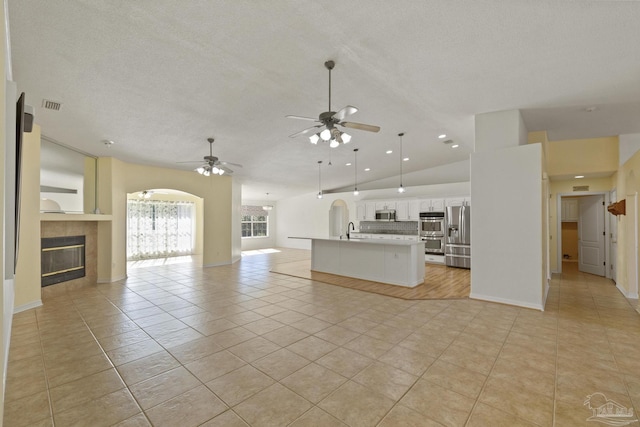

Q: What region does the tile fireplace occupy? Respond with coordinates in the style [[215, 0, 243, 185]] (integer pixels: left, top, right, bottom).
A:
[[41, 235, 86, 287]]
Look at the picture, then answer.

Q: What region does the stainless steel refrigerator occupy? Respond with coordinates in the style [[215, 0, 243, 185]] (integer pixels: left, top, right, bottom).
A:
[[445, 205, 471, 269]]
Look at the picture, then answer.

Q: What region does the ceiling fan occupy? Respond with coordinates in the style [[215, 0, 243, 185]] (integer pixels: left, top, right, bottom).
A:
[[178, 138, 242, 176], [287, 60, 381, 148]]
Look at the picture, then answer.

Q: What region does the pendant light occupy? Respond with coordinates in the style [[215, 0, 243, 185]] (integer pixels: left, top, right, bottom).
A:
[[353, 148, 359, 196], [397, 132, 405, 193], [317, 160, 323, 199]]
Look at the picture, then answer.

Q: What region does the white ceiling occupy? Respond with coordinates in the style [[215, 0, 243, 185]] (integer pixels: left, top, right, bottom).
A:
[[7, 1, 640, 200]]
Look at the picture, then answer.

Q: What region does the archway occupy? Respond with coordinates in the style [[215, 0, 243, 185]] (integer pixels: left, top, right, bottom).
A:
[[329, 199, 350, 237], [125, 188, 204, 268]]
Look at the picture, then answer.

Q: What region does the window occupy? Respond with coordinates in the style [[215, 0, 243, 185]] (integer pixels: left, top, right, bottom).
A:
[[242, 205, 269, 238], [127, 199, 196, 260]]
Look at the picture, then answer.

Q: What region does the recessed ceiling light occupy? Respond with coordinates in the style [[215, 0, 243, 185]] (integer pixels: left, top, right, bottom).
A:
[[386, 150, 393, 154], [451, 144, 459, 148], [345, 162, 352, 166], [438, 134, 447, 139], [364, 168, 371, 172], [403, 157, 409, 161], [575, 175, 585, 179]]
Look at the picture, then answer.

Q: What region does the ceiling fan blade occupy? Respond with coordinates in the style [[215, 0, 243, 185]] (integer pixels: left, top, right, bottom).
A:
[[220, 165, 234, 175], [286, 115, 318, 122], [176, 160, 205, 163], [341, 121, 381, 133], [221, 161, 243, 168], [289, 124, 324, 138], [332, 105, 358, 121]]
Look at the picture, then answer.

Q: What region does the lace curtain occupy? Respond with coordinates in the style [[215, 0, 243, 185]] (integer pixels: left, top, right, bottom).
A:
[[127, 199, 195, 260]]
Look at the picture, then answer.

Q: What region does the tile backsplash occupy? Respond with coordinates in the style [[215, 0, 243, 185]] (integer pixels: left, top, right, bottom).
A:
[[359, 221, 419, 235]]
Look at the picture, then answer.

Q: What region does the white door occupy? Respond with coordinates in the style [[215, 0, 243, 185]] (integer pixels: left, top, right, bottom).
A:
[[609, 189, 617, 282], [578, 195, 605, 276]]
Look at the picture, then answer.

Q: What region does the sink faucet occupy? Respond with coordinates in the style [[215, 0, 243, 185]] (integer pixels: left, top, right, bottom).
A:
[[347, 222, 355, 239]]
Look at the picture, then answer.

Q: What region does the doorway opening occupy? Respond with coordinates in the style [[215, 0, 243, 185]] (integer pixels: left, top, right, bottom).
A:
[[126, 189, 204, 269], [557, 192, 610, 278], [329, 199, 350, 237]]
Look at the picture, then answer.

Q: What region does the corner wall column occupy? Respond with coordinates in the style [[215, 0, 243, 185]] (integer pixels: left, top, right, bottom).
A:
[[470, 110, 545, 310]]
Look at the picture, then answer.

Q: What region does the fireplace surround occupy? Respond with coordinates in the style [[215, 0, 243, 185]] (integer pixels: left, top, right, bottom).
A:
[[41, 235, 86, 287]]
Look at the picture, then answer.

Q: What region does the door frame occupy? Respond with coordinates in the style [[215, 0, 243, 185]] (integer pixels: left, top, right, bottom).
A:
[[556, 191, 610, 276]]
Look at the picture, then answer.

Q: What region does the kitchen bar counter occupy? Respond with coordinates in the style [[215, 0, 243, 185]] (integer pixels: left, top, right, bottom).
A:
[[289, 236, 425, 287]]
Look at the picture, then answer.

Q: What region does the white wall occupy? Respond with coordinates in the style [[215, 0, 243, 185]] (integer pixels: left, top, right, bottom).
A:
[[470, 143, 544, 309], [475, 110, 528, 152], [620, 133, 640, 166], [276, 181, 471, 250]]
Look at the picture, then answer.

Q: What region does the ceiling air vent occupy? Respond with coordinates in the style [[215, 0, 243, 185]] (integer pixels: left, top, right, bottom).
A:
[[42, 99, 62, 111], [573, 185, 589, 192]]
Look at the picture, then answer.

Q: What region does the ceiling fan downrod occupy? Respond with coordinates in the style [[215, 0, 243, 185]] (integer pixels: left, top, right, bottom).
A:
[[325, 60, 335, 113]]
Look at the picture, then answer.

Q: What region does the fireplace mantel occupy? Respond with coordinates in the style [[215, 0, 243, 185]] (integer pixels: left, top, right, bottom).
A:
[[40, 213, 112, 222]]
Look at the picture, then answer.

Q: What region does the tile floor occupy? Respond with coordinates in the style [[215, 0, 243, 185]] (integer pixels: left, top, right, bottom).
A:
[[4, 249, 640, 426]]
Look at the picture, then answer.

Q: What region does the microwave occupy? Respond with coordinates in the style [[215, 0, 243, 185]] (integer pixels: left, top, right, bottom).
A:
[[375, 210, 396, 221]]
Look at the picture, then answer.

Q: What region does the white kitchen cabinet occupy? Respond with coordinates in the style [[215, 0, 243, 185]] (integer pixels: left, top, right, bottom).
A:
[[356, 203, 366, 221], [419, 199, 446, 213], [375, 201, 396, 211], [408, 200, 421, 220], [395, 200, 409, 220], [445, 197, 470, 207], [365, 203, 376, 220], [562, 198, 578, 222], [431, 199, 445, 211], [425, 254, 445, 264]]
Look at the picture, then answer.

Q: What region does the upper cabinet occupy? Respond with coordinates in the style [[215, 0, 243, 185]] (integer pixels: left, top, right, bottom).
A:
[[561, 198, 578, 222], [356, 202, 376, 221], [419, 199, 446, 212], [375, 201, 396, 211], [356, 195, 469, 222], [445, 197, 471, 207]]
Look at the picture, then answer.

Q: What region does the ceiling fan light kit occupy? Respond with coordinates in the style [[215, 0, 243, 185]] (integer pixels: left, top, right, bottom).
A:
[[178, 137, 242, 177], [288, 60, 380, 148]]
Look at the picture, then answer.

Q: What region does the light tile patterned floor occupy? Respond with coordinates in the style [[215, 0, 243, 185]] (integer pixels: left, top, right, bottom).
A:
[[4, 249, 640, 426]]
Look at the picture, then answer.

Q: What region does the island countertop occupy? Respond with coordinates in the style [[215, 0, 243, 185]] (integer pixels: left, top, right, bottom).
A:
[[289, 236, 423, 246], [290, 236, 425, 287]]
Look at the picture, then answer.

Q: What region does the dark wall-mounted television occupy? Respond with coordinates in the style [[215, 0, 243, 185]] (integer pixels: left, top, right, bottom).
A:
[[14, 92, 26, 273]]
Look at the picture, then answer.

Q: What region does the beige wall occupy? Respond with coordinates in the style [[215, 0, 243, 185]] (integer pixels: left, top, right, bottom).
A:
[[547, 136, 618, 177], [549, 177, 613, 272], [615, 148, 640, 299], [121, 162, 232, 268], [1, 0, 7, 417], [14, 125, 41, 309]]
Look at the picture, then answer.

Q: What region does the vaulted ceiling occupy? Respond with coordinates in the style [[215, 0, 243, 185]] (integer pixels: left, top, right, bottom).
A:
[[8, 1, 640, 200]]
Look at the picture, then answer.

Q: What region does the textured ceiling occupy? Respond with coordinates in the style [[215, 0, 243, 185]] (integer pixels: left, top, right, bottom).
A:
[[7, 1, 640, 200]]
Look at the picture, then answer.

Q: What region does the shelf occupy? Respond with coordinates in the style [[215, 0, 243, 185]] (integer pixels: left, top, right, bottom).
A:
[[40, 213, 113, 222]]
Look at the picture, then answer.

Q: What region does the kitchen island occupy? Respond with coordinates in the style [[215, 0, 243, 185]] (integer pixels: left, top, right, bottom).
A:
[[290, 237, 426, 287]]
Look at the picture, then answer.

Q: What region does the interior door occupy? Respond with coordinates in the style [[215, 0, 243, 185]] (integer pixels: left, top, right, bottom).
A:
[[610, 189, 617, 282], [578, 195, 605, 276]]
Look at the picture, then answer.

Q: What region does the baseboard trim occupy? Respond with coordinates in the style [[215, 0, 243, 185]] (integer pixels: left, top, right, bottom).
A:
[[203, 260, 232, 268], [231, 255, 241, 264], [470, 292, 544, 311], [97, 275, 127, 284], [616, 283, 639, 299], [14, 300, 43, 313]]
